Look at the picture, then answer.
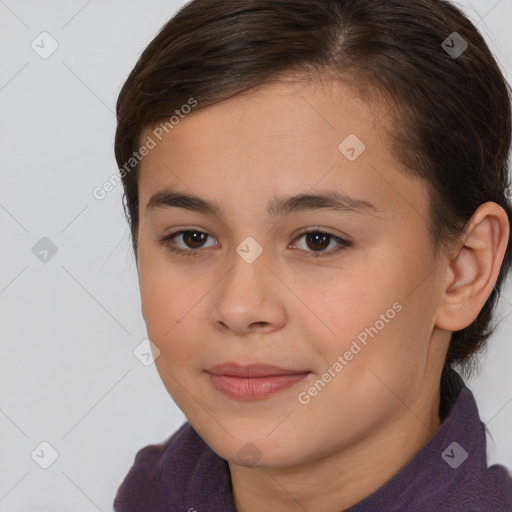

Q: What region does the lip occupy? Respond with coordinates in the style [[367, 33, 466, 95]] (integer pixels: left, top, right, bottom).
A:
[[208, 362, 309, 377], [207, 362, 311, 400]]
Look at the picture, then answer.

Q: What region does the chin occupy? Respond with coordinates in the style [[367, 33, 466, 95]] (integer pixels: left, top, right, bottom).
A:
[[204, 429, 306, 469]]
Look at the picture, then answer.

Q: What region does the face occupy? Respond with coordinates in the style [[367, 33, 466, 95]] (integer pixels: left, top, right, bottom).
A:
[[136, 76, 449, 469]]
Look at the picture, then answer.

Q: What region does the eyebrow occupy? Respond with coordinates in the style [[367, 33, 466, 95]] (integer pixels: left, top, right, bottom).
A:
[[145, 188, 381, 217]]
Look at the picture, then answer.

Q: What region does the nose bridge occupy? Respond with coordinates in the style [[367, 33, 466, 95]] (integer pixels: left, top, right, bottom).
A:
[[235, 234, 266, 266], [224, 234, 269, 299]]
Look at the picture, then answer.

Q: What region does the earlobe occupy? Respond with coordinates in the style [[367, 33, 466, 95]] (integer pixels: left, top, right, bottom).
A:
[[435, 202, 510, 332]]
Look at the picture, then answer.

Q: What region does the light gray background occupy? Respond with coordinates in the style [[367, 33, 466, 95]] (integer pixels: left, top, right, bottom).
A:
[[0, 0, 511, 510]]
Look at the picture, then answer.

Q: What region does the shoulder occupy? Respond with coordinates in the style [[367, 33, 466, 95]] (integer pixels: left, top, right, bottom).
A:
[[422, 385, 512, 512], [473, 461, 512, 511], [348, 373, 512, 512], [113, 422, 215, 511], [430, 386, 512, 511], [445, 460, 512, 512]]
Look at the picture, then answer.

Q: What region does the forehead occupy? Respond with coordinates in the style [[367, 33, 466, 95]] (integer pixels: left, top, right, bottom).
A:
[[136, 76, 429, 224], [141, 76, 390, 160]]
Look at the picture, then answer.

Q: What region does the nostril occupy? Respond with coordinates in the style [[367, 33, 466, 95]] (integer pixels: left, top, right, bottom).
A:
[[250, 321, 269, 328]]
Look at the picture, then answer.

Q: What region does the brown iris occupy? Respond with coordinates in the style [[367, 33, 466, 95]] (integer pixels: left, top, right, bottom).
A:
[[304, 232, 330, 252], [182, 231, 208, 249]]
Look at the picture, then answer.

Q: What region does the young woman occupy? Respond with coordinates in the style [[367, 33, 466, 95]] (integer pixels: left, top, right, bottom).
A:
[[112, 0, 512, 510]]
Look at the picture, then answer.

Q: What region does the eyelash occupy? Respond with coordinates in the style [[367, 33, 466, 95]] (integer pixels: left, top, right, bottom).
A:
[[157, 229, 352, 260]]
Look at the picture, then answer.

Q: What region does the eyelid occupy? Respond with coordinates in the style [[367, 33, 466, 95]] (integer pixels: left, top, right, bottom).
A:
[[292, 226, 352, 244]]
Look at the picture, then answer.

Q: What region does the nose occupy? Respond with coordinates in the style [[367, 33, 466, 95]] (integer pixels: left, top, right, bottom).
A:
[[209, 247, 287, 336]]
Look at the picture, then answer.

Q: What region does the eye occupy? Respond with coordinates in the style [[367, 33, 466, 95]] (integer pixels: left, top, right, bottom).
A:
[[157, 228, 352, 259], [158, 230, 218, 257], [290, 229, 352, 258]]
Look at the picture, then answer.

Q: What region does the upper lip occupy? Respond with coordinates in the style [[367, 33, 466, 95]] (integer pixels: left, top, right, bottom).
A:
[[207, 362, 310, 377]]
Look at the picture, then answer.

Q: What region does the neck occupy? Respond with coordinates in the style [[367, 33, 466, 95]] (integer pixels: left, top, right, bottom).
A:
[[229, 386, 442, 512]]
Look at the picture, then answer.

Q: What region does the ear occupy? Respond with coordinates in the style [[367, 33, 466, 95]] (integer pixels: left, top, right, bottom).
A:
[[435, 202, 510, 331]]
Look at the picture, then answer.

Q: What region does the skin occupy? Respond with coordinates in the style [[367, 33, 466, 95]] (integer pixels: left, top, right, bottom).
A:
[[135, 75, 509, 512]]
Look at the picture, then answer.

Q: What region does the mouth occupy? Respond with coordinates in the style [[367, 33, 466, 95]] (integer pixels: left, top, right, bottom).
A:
[[206, 362, 311, 400]]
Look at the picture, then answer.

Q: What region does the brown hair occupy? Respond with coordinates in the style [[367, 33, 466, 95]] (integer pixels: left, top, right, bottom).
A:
[[114, 0, 512, 373]]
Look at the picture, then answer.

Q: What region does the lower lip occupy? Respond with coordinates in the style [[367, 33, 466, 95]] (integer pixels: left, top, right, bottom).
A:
[[208, 372, 310, 400]]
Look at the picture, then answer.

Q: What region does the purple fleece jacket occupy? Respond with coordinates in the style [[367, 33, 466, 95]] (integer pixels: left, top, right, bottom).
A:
[[113, 366, 512, 511]]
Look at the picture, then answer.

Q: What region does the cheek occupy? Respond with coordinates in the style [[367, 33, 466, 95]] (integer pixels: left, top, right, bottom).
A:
[[139, 274, 204, 411], [138, 240, 193, 329], [291, 259, 397, 354], [138, 256, 202, 363], [302, 251, 430, 385]]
